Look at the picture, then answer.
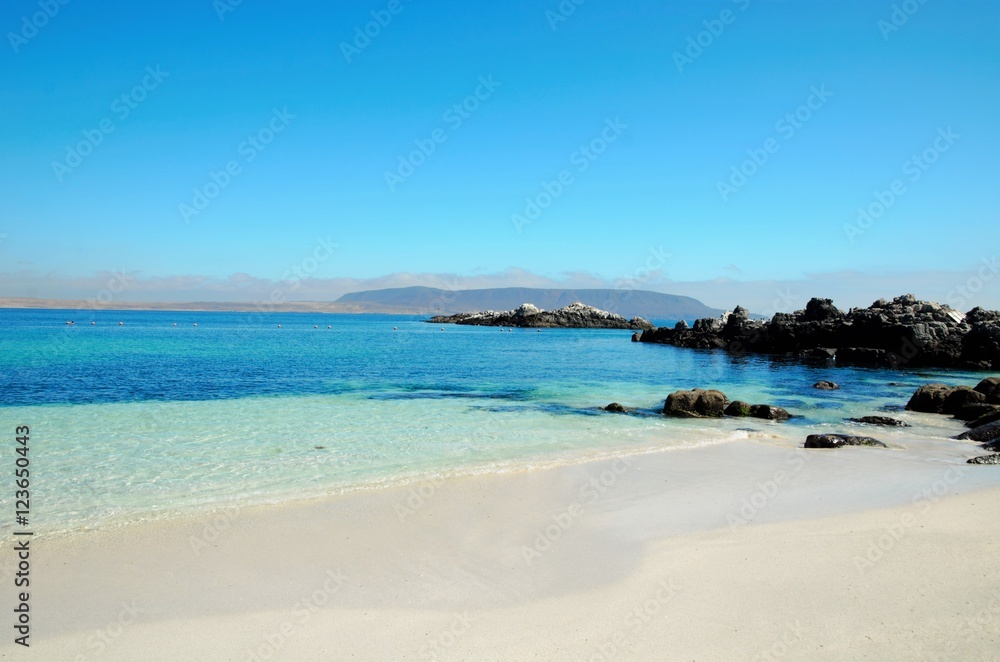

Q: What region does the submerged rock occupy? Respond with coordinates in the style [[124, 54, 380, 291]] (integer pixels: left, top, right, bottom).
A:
[[663, 388, 729, 418], [604, 402, 629, 413], [981, 439, 1000, 453], [849, 416, 909, 427], [813, 381, 840, 390], [804, 434, 887, 449], [749, 404, 791, 421], [967, 454, 1000, 465], [430, 301, 653, 330]]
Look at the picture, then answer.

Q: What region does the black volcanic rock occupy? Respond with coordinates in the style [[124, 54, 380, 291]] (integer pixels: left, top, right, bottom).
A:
[[663, 389, 729, 418], [849, 416, 909, 427], [636, 294, 1000, 370], [805, 434, 887, 449], [430, 302, 653, 330]]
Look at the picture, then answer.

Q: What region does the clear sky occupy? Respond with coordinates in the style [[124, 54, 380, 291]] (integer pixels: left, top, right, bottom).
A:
[[1, 0, 998, 313]]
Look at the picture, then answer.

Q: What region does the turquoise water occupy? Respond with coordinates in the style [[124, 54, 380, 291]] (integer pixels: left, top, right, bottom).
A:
[[0, 308, 990, 535]]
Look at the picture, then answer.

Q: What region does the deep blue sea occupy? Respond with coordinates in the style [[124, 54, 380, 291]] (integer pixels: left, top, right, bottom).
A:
[[0, 308, 989, 535]]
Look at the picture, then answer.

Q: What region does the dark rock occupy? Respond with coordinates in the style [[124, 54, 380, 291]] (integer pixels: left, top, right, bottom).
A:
[[804, 434, 887, 449], [604, 402, 628, 413], [802, 348, 837, 360], [982, 439, 1000, 453], [749, 404, 791, 421], [674, 319, 690, 331], [974, 377, 1000, 403], [663, 389, 729, 418], [906, 384, 956, 413], [942, 387, 988, 415], [967, 454, 1000, 465], [813, 381, 840, 390], [724, 400, 752, 417], [849, 416, 910, 427], [631, 332, 641, 342], [430, 302, 653, 330], [954, 420, 1000, 442], [953, 403, 1000, 423], [636, 294, 999, 370], [967, 409, 1000, 429]]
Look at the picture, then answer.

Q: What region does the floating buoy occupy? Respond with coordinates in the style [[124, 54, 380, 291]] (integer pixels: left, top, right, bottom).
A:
[[393, 327, 398, 331], [173, 323, 177, 327], [441, 328, 445, 331], [119, 321, 123, 326], [193, 323, 197, 327], [90, 321, 94, 326], [278, 324, 282, 328], [537, 329, 541, 332], [314, 325, 318, 329], [327, 326, 331, 329]]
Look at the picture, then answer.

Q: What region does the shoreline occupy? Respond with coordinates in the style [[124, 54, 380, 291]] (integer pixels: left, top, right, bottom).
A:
[[7, 440, 1000, 659]]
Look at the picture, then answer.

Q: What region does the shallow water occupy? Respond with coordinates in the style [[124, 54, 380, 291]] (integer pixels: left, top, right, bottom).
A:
[[0, 308, 991, 535]]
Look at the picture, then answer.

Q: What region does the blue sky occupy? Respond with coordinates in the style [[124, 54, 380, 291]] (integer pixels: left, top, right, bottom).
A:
[[1, 0, 998, 312]]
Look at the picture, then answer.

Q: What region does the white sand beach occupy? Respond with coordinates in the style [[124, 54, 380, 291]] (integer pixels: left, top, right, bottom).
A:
[[7, 440, 1000, 661]]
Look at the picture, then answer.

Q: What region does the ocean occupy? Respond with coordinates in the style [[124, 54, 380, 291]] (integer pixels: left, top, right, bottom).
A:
[[0, 308, 989, 536]]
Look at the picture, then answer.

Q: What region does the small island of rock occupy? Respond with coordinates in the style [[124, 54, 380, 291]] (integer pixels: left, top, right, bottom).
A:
[[429, 302, 653, 330]]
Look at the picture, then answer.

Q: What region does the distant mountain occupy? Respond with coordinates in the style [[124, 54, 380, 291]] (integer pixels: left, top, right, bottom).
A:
[[335, 287, 724, 320]]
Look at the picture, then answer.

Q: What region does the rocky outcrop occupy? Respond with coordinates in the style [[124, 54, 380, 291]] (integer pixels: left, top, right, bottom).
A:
[[908, 378, 1000, 426], [604, 402, 629, 413], [967, 454, 1000, 465], [804, 434, 887, 449], [724, 403, 791, 421], [849, 416, 909, 427], [982, 439, 1000, 453], [636, 294, 1000, 370], [813, 381, 839, 390], [430, 302, 653, 330], [663, 389, 729, 418], [665, 389, 791, 420]]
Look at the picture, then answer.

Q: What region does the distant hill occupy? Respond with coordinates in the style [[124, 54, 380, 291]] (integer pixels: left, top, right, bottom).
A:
[[335, 287, 724, 320]]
